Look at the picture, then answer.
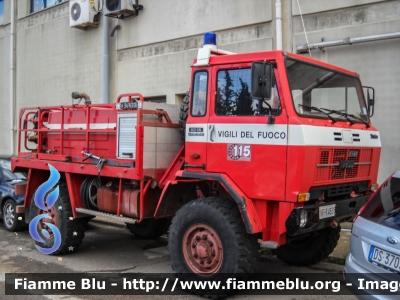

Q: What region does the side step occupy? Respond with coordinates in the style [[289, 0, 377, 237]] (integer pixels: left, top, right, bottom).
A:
[[75, 208, 138, 224], [260, 240, 278, 249]]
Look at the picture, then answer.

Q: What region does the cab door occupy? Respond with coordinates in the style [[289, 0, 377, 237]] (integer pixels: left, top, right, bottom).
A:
[[184, 69, 210, 169], [206, 63, 288, 200]]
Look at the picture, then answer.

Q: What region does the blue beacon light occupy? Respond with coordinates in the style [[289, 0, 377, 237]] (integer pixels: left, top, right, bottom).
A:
[[203, 32, 217, 47]]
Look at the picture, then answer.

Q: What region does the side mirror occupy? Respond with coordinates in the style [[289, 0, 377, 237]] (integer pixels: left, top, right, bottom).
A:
[[363, 86, 375, 117], [251, 61, 272, 100]]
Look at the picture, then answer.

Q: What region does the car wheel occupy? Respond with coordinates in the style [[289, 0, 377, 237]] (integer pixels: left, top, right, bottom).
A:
[[2, 199, 24, 232]]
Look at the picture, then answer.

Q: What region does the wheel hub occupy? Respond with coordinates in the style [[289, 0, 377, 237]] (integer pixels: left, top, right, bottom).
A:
[[183, 224, 223, 275], [88, 179, 99, 208], [38, 204, 59, 239]]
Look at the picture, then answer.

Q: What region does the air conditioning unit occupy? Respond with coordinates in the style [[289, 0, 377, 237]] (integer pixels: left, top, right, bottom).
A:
[[70, 0, 101, 30], [104, 0, 143, 19]]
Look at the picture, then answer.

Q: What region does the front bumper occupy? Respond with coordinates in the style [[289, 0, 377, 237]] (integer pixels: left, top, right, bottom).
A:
[[285, 195, 369, 236]]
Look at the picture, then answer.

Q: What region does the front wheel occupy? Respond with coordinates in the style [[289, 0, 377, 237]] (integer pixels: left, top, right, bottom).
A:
[[276, 225, 341, 266], [168, 197, 259, 278]]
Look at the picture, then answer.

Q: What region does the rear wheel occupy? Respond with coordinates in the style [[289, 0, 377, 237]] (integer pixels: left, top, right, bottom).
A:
[[2, 199, 25, 232], [127, 218, 171, 239], [168, 197, 259, 279], [276, 225, 341, 266], [30, 181, 86, 255]]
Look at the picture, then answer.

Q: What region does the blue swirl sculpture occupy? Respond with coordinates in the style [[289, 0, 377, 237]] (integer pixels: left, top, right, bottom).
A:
[[29, 164, 62, 254]]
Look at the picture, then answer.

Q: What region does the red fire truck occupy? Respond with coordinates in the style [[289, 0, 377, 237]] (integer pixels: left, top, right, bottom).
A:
[[11, 32, 380, 277]]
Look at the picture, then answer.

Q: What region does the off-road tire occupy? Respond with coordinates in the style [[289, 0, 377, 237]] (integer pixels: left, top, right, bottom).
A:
[[168, 197, 260, 284], [276, 225, 341, 266], [2, 199, 25, 232], [80, 177, 99, 210], [30, 181, 86, 255], [127, 218, 171, 239], [179, 91, 190, 140]]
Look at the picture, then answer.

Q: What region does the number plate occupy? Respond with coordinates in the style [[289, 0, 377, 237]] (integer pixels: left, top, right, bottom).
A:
[[369, 246, 400, 272], [319, 204, 336, 219], [119, 102, 139, 110]]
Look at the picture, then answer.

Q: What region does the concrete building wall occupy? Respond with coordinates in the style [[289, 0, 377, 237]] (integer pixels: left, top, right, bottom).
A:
[[15, 2, 115, 109], [117, 24, 274, 103], [117, 0, 272, 49], [0, 0, 399, 183], [0, 23, 10, 156], [116, 0, 274, 102], [292, 0, 400, 182]]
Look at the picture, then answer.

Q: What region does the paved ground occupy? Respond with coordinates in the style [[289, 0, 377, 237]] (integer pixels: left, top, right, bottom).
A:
[[329, 222, 352, 261], [0, 218, 356, 300]]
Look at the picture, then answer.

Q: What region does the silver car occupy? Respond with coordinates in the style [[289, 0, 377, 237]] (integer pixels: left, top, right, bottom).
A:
[[344, 171, 400, 298]]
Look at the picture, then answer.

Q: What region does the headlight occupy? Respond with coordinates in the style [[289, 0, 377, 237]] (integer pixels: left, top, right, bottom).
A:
[[299, 209, 308, 228]]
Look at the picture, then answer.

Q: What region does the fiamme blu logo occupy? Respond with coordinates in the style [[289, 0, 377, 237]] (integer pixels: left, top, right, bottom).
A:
[[28, 164, 62, 254]]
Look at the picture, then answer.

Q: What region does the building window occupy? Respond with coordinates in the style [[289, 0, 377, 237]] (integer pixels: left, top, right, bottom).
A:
[[144, 96, 166, 103], [0, 0, 4, 25], [31, 0, 64, 13]]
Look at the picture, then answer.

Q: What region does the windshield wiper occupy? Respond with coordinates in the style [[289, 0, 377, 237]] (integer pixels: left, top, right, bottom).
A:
[[320, 108, 370, 128], [345, 113, 370, 128], [298, 104, 338, 123]]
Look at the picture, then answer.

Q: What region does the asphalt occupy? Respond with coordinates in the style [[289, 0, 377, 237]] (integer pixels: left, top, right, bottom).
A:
[[0, 220, 355, 300], [329, 222, 352, 261]]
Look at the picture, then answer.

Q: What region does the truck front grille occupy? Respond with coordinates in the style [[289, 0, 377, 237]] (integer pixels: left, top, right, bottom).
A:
[[314, 148, 372, 183]]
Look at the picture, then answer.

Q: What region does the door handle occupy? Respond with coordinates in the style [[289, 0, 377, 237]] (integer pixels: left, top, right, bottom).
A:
[[209, 124, 215, 142]]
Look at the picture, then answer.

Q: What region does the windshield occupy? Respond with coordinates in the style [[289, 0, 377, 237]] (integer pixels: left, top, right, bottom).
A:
[[2, 168, 20, 181], [0, 159, 10, 169], [0, 160, 27, 179], [285, 58, 369, 124]]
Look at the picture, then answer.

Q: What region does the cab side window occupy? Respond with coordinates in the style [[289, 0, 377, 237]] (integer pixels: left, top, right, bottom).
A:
[[216, 68, 280, 116], [191, 71, 208, 117]]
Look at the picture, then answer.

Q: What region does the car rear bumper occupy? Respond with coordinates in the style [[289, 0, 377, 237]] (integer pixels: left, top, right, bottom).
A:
[[344, 253, 400, 299]]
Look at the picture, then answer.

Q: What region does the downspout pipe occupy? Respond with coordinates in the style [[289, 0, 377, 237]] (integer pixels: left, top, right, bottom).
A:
[[9, 0, 17, 157], [275, 0, 283, 50], [296, 32, 400, 53], [101, 14, 109, 104]]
